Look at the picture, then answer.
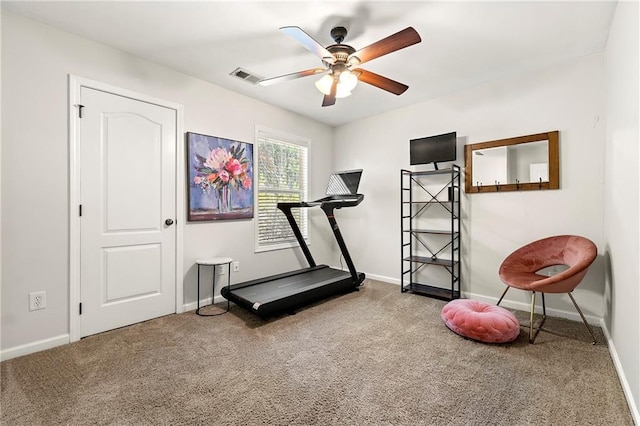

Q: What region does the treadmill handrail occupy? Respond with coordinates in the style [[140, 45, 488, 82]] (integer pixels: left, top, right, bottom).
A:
[[279, 194, 364, 209], [277, 201, 321, 209], [277, 193, 364, 285], [277, 203, 316, 267]]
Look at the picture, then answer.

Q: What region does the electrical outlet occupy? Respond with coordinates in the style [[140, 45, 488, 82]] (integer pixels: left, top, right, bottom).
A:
[[29, 291, 46, 311], [233, 261, 240, 272]]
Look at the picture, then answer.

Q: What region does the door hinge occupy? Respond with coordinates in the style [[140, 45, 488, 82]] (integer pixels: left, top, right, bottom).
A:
[[79, 204, 83, 216], [77, 104, 85, 118], [79, 303, 82, 315]]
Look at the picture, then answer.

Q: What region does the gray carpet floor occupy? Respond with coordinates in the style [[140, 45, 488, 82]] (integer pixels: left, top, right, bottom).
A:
[[1, 280, 633, 425]]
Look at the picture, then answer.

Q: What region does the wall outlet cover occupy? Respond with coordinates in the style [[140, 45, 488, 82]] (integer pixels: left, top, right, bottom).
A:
[[29, 291, 47, 311]]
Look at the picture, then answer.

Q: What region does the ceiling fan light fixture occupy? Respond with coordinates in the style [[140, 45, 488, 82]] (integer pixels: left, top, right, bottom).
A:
[[335, 89, 352, 99], [314, 74, 334, 95], [315, 71, 358, 98], [339, 70, 358, 92]]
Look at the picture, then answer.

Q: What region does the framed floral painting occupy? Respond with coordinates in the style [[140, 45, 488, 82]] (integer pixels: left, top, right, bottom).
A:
[[187, 132, 254, 221]]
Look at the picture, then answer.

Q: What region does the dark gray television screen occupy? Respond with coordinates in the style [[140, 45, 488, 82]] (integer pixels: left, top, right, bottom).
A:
[[410, 131, 457, 166]]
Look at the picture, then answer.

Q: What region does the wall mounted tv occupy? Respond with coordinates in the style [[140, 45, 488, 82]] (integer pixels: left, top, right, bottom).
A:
[[410, 131, 457, 170]]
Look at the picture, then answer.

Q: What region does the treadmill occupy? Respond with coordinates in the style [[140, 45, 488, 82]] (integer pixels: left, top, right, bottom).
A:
[[221, 169, 365, 317]]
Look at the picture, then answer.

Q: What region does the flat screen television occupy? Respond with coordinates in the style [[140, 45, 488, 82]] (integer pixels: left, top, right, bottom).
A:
[[410, 131, 457, 170]]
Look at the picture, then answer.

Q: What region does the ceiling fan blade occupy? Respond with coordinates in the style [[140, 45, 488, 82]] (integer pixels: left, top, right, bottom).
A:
[[280, 26, 336, 64], [322, 79, 338, 107], [354, 69, 409, 95], [258, 68, 327, 86], [348, 27, 421, 66]]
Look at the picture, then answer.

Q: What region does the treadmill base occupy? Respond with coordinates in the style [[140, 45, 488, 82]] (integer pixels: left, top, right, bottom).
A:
[[222, 266, 364, 318]]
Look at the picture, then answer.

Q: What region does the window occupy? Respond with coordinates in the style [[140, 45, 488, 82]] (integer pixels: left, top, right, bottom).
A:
[[255, 128, 309, 252]]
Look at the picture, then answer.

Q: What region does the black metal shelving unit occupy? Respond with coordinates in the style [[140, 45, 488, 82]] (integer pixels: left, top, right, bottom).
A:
[[401, 166, 461, 300]]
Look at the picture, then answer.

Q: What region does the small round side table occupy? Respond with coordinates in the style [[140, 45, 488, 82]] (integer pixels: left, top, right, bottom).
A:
[[195, 256, 232, 316]]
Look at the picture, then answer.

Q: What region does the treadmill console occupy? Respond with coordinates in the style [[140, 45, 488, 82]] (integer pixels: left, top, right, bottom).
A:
[[278, 169, 364, 210], [316, 193, 364, 209], [325, 169, 362, 196]]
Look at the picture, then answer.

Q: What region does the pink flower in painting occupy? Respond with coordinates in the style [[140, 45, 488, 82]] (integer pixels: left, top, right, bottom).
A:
[[218, 170, 230, 183], [205, 147, 232, 170], [226, 158, 242, 176], [194, 176, 203, 184], [243, 177, 252, 189]]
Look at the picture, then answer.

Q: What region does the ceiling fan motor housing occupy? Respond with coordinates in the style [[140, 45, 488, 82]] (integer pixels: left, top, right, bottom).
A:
[[330, 26, 348, 44], [325, 44, 355, 67]]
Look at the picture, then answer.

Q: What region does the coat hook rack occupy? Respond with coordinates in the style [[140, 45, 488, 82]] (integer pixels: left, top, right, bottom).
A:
[[464, 130, 560, 194]]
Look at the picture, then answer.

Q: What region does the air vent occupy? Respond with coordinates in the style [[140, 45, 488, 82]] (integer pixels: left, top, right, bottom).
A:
[[230, 67, 263, 84]]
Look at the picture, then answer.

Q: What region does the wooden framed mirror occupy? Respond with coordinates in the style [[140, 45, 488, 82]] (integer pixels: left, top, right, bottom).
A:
[[464, 131, 559, 193]]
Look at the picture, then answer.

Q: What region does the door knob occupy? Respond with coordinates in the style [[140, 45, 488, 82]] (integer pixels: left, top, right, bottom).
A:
[[165, 218, 174, 226]]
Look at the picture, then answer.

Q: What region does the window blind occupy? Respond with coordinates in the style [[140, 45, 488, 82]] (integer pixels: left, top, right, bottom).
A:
[[256, 133, 308, 250]]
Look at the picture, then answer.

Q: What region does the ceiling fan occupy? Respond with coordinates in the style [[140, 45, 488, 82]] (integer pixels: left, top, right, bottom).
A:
[[258, 25, 422, 107]]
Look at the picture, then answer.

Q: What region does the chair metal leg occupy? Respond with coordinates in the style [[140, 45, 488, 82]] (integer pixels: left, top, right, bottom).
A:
[[507, 288, 596, 345], [528, 291, 547, 344], [568, 292, 597, 345], [529, 292, 536, 343], [496, 286, 510, 305]]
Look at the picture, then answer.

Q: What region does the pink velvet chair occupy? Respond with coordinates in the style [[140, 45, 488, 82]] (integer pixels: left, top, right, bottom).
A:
[[496, 235, 598, 344]]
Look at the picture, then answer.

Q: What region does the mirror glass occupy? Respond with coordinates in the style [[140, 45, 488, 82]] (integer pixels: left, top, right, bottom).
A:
[[464, 131, 559, 193], [472, 140, 548, 186]]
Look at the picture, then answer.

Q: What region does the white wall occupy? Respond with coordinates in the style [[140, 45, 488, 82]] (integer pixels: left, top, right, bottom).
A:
[[1, 11, 334, 353], [604, 1, 640, 420], [334, 54, 606, 321]]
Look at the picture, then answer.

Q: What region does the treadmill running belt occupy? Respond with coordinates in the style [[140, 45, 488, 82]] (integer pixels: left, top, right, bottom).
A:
[[231, 267, 351, 306]]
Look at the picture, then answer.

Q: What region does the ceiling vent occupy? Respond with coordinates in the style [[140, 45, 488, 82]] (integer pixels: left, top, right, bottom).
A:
[[230, 67, 263, 84]]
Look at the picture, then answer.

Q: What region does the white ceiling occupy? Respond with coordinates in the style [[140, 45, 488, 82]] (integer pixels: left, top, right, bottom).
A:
[[3, 1, 617, 127]]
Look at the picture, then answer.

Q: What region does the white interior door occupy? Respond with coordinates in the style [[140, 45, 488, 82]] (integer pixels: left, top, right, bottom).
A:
[[79, 87, 176, 337]]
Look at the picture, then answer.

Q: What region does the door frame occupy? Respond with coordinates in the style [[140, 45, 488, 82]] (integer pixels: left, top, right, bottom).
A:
[[68, 75, 185, 342]]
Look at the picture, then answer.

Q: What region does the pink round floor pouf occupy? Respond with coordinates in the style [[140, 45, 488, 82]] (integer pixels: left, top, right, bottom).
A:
[[441, 299, 520, 343]]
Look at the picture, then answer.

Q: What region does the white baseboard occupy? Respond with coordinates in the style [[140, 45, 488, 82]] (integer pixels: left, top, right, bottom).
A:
[[1, 334, 69, 362], [182, 295, 226, 312], [1, 295, 227, 360], [1, 297, 224, 360], [329, 266, 401, 286], [360, 273, 602, 325], [600, 320, 640, 425], [363, 272, 400, 285]]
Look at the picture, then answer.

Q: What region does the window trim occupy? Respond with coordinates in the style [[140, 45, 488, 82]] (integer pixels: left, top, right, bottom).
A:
[[254, 125, 310, 253]]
